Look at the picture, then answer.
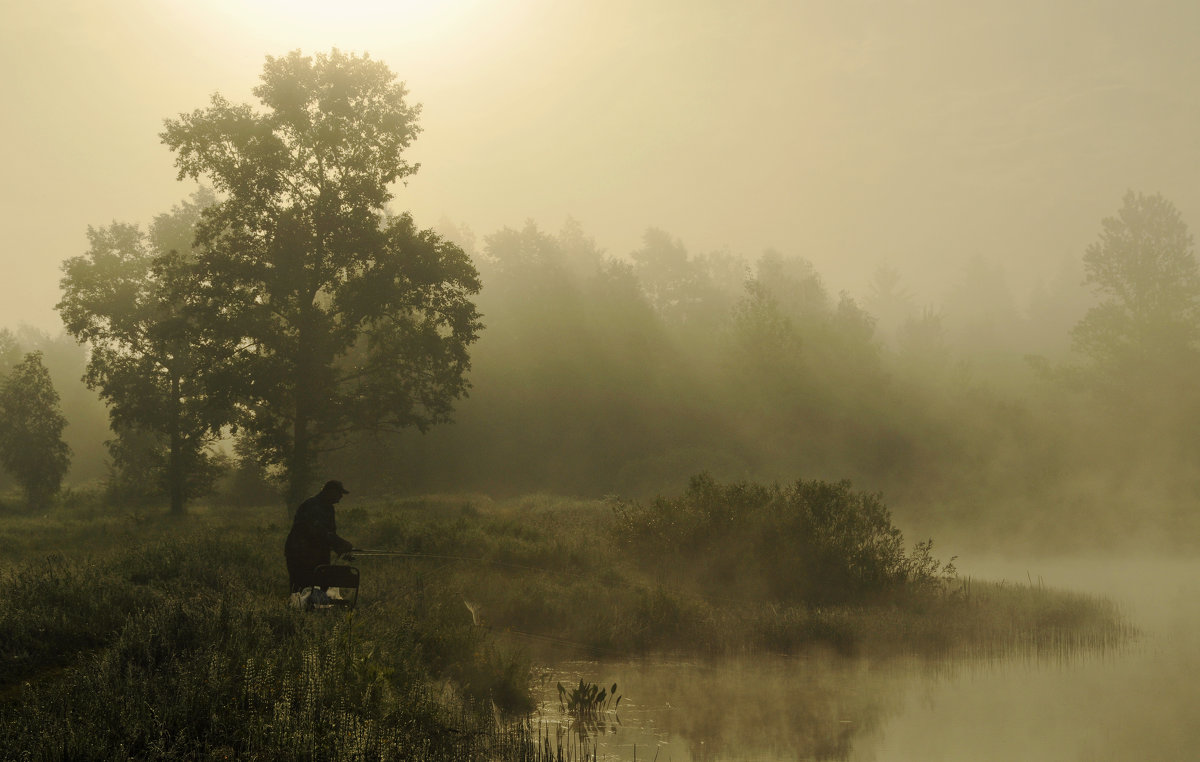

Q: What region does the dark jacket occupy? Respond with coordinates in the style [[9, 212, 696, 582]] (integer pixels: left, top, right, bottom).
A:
[[284, 494, 352, 591]]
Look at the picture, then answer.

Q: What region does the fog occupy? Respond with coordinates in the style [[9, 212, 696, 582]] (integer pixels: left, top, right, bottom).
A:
[[0, 0, 1196, 539], [5, 0, 1200, 330], [0, 0, 1193, 557], [535, 555, 1200, 761], [5, 5, 1200, 757], [0, 0, 1196, 545]]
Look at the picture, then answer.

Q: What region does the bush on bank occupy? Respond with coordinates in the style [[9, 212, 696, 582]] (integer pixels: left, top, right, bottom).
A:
[[611, 474, 957, 605]]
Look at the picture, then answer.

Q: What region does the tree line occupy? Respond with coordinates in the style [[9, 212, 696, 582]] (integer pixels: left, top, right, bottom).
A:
[[335, 188, 1200, 545], [2, 49, 1197, 546]]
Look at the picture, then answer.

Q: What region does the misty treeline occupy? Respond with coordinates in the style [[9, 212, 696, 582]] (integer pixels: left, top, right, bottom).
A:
[[2, 49, 1196, 548], [366, 189, 1200, 548]]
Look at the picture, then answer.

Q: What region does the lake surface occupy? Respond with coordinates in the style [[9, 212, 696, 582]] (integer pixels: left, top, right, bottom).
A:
[[533, 556, 1200, 761]]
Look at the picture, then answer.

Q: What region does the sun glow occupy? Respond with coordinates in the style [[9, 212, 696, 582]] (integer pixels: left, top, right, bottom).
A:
[[178, 0, 501, 63], [235, 0, 479, 31]]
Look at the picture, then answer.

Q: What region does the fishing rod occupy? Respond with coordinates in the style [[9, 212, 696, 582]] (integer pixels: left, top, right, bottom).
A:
[[342, 548, 578, 577], [337, 548, 635, 656], [344, 549, 427, 559], [341, 547, 750, 607]]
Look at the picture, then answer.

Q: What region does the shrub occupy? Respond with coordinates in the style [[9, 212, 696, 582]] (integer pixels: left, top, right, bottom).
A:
[[612, 474, 954, 605]]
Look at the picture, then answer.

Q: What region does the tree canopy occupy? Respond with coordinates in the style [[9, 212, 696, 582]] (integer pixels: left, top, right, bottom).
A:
[[58, 190, 237, 513], [161, 49, 482, 504], [1071, 191, 1200, 398]]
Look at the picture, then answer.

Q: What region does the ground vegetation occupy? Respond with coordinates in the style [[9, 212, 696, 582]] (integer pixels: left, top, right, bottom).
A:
[[0, 485, 1127, 759]]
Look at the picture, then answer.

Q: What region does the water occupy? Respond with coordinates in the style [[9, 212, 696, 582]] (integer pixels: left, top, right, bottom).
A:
[[532, 556, 1200, 761]]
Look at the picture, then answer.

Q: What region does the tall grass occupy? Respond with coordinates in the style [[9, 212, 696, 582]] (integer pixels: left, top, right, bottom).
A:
[[340, 482, 1126, 660], [0, 526, 539, 760], [0, 482, 1131, 758]]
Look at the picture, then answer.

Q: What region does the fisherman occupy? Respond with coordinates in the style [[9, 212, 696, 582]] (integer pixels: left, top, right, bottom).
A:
[[284, 479, 355, 594]]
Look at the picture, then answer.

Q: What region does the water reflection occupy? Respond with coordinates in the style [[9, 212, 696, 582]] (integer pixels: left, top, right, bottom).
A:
[[531, 557, 1199, 761], [537, 653, 910, 761]]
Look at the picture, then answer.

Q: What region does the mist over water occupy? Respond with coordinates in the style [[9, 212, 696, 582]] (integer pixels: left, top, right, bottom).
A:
[[539, 556, 1200, 761], [869, 556, 1200, 761]]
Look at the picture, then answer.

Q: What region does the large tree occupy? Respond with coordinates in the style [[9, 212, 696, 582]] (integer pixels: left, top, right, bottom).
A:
[[0, 352, 71, 510], [161, 49, 482, 504], [58, 191, 238, 514]]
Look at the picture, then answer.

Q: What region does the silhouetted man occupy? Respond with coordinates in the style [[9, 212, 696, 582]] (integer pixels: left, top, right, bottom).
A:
[[285, 479, 354, 593]]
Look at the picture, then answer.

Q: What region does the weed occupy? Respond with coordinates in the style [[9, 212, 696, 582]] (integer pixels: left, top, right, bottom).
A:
[[557, 679, 620, 717]]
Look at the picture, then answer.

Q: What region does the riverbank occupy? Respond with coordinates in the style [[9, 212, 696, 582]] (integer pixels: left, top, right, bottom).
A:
[[0, 489, 1131, 759]]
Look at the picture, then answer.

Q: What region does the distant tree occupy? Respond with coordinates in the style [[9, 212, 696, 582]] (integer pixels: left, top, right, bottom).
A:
[[161, 49, 482, 504], [895, 308, 951, 383], [58, 191, 237, 514], [377, 218, 709, 497], [0, 330, 20, 372], [456, 222, 597, 491], [631, 228, 694, 315], [630, 229, 742, 356], [556, 216, 606, 282], [746, 251, 882, 388], [631, 228, 731, 327], [1026, 254, 1092, 359], [754, 250, 830, 323], [585, 259, 670, 373], [830, 294, 880, 364], [15, 330, 112, 485], [938, 256, 1023, 382], [864, 264, 918, 347], [1071, 191, 1200, 396], [0, 352, 71, 510], [727, 280, 802, 386], [475, 221, 588, 365], [0, 331, 21, 493], [433, 217, 478, 259]]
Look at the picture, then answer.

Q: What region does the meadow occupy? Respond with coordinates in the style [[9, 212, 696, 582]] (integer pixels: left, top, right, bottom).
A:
[[0, 479, 1130, 760]]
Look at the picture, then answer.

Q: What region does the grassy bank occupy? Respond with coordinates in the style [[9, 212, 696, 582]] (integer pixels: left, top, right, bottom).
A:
[[0, 482, 1131, 759]]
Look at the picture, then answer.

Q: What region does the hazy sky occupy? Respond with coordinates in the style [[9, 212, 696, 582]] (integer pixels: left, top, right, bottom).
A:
[[3, 0, 1199, 332]]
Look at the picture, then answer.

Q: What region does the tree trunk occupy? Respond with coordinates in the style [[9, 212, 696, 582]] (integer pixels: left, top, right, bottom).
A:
[[287, 401, 311, 509], [287, 305, 317, 509], [168, 375, 186, 516]]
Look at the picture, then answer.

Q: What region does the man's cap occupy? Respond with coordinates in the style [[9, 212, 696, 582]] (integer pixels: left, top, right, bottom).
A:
[[322, 479, 350, 495]]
